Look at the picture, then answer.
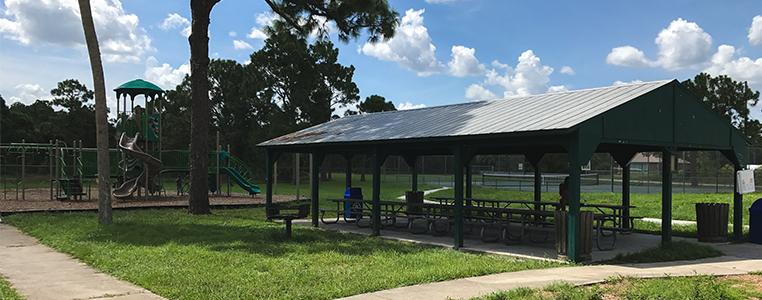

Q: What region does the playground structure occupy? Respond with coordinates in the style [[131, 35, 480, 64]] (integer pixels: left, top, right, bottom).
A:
[[0, 79, 260, 202]]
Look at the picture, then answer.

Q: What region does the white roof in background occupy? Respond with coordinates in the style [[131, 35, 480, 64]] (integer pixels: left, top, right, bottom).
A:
[[260, 80, 674, 146]]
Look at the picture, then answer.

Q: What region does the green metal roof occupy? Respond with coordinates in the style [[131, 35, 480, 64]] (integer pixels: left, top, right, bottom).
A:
[[259, 80, 749, 165], [114, 79, 164, 99]]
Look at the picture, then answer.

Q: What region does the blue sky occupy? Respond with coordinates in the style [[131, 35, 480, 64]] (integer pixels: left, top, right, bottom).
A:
[[1, 0, 761, 117]]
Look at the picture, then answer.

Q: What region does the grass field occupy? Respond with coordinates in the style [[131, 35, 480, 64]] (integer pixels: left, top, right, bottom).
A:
[[0, 276, 23, 300], [477, 275, 762, 300], [3, 208, 560, 300]]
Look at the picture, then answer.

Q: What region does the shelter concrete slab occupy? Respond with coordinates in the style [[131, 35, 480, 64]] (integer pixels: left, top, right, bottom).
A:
[[301, 220, 670, 262]]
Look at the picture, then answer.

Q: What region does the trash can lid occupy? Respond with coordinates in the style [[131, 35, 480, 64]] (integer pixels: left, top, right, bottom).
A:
[[750, 198, 762, 212]]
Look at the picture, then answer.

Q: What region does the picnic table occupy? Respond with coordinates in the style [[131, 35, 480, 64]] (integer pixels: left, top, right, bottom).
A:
[[321, 199, 407, 227], [431, 197, 561, 211]]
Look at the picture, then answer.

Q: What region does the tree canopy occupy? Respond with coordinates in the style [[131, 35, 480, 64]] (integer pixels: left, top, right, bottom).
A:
[[683, 73, 762, 144], [357, 94, 396, 113]]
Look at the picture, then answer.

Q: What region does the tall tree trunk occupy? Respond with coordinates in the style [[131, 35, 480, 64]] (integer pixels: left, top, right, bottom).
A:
[[188, 0, 218, 214], [77, 0, 111, 224]]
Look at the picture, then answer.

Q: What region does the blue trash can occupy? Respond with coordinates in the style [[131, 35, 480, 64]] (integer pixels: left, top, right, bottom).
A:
[[344, 187, 363, 219], [750, 199, 762, 244]]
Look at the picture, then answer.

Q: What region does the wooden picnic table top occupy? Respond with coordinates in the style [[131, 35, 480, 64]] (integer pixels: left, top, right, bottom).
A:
[[431, 197, 560, 206]]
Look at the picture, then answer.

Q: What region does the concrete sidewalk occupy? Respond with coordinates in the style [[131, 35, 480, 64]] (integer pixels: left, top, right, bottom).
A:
[[0, 224, 165, 300], [342, 256, 762, 300]]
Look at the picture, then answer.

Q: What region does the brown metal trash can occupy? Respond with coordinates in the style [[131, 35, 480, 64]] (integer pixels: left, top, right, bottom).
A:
[[555, 211, 593, 261], [405, 191, 424, 213], [695, 203, 729, 243]]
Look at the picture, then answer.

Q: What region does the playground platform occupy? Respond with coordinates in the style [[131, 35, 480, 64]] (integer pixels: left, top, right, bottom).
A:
[[0, 191, 296, 214]]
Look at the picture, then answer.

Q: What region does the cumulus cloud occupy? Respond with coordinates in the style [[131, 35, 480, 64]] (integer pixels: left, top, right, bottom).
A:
[[606, 46, 652, 67], [613, 80, 645, 86], [606, 18, 712, 70], [144, 57, 190, 89], [447, 45, 485, 77], [559, 66, 575, 75], [8, 83, 47, 105], [464, 84, 496, 100], [547, 85, 568, 92], [159, 13, 191, 37], [0, 0, 152, 63], [248, 12, 276, 39], [483, 50, 554, 96], [397, 102, 427, 110], [705, 45, 762, 91], [360, 9, 443, 76], [233, 40, 253, 50], [654, 18, 713, 70], [750, 15, 762, 46]]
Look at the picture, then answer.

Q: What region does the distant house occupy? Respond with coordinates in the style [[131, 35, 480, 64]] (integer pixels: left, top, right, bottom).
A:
[[629, 153, 689, 172]]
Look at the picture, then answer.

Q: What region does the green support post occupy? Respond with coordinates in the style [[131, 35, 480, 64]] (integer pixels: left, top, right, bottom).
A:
[[465, 163, 472, 207], [265, 150, 277, 220], [733, 164, 743, 240], [453, 147, 464, 249], [527, 153, 544, 211], [661, 150, 672, 244], [404, 155, 418, 192], [371, 151, 385, 236], [566, 140, 582, 262], [344, 154, 352, 190], [622, 164, 631, 230], [311, 153, 324, 228]]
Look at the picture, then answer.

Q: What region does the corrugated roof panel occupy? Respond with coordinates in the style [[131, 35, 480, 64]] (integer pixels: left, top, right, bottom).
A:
[[260, 80, 673, 146]]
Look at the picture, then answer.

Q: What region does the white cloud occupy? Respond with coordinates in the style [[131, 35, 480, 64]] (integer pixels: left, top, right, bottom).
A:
[[248, 12, 276, 40], [228, 31, 237, 37], [559, 66, 575, 75], [8, 83, 47, 105], [750, 15, 762, 46], [397, 101, 427, 110], [613, 80, 645, 86], [654, 18, 713, 70], [360, 9, 443, 76], [0, 0, 153, 63], [465, 84, 496, 100], [547, 85, 568, 92], [606, 46, 652, 67], [483, 50, 554, 96], [248, 28, 267, 39], [233, 40, 253, 50], [159, 13, 190, 37], [705, 45, 762, 91], [605, 18, 712, 70], [144, 57, 190, 89], [447, 45, 485, 77]]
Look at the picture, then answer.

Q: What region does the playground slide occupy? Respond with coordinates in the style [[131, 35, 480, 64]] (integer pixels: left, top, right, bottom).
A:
[[113, 133, 162, 199], [223, 167, 261, 195]]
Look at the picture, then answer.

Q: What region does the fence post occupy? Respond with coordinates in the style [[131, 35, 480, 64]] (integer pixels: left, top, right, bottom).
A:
[[49, 140, 53, 200], [21, 139, 25, 200]]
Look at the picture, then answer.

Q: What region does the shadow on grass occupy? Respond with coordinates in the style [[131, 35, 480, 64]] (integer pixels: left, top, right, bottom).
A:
[[85, 219, 435, 258]]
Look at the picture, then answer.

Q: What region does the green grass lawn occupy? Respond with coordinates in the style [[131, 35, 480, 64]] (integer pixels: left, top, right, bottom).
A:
[[0, 276, 23, 300], [476, 275, 762, 300], [3, 208, 560, 300]]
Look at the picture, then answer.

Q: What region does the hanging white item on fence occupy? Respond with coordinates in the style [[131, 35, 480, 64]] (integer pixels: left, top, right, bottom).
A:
[[736, 169, 755, 194]]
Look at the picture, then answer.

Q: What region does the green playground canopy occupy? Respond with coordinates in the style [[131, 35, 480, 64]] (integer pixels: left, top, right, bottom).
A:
[[114, 79, 164, 99]]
